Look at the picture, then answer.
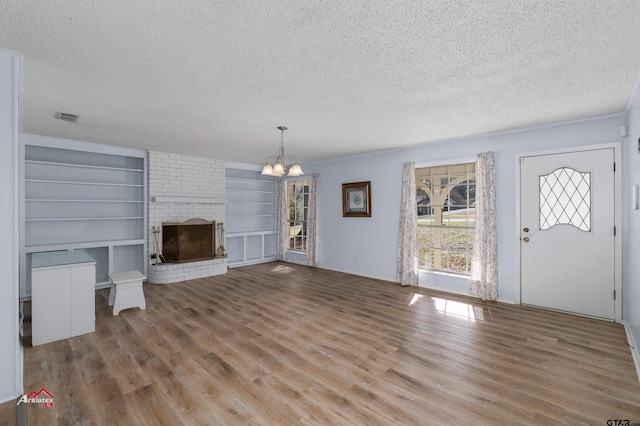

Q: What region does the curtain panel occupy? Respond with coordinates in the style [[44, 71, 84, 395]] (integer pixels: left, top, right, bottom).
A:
[[277, 178, 288, 261], [306, 174, 318, 267], [396, 162, 418, 286], [470, 151, 498, 301]]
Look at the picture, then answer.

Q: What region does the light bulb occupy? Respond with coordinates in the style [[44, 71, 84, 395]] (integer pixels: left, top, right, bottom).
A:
[[272, 162, 284, 176], [261, 164, 273, 175], [287, 164, 303, 176]]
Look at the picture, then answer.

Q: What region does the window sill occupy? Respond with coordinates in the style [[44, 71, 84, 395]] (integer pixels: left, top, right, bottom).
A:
[[418, 269, 471, 295], [419, 269, 470, 279]]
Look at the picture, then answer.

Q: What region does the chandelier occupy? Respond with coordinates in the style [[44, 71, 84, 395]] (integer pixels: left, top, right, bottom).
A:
[[261, 126, 304, 177]]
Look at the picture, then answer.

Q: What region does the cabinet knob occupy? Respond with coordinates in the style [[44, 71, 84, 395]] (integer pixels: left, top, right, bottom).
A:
[[523, 237, 530, 242]]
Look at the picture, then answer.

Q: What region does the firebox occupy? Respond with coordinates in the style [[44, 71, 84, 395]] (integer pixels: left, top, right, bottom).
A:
[[162, 218, 215, 263]]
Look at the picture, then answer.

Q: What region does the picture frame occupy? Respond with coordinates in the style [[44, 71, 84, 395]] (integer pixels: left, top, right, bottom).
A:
[[342, 181, 372, 217]]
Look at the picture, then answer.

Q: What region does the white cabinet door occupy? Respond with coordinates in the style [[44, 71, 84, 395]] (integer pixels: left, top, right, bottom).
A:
[[70, 264, 96, 336], [32, 267, 71, 346]]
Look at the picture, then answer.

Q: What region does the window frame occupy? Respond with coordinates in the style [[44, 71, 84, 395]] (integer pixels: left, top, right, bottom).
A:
[[416, 160, 476, 276], [286, 178, 310, 253]]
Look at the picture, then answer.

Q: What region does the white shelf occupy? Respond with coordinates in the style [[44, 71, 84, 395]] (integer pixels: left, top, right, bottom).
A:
[[226, 167, 277, 266], [26, 199, 144, 203], [151, 196, 227, 204], [227, 230, 277, 237], [226, 177, 276, 183], [228, 202, 274, 205], [26, 159, 143, 173], [227, 214, 274, 218], [226, 189, 275, 194], [26, 239, 145, 253], [26, 179, 143, 187], [22, 141, 148, 299], [27, 217, 144, 222]]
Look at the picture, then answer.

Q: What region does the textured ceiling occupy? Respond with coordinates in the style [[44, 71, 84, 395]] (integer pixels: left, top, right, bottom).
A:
[[1, 1, 639, 165]]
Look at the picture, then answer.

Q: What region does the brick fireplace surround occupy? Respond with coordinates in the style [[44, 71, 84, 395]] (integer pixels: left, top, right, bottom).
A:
[[147, 151, 228, 284]]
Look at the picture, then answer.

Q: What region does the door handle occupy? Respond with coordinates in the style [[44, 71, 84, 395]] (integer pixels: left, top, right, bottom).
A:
[[523, 237, 529, 242], [523, 227, 529, 233]]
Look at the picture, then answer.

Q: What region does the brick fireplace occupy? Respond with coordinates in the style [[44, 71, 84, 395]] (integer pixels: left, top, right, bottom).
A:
[[147, 151, 227, 284]]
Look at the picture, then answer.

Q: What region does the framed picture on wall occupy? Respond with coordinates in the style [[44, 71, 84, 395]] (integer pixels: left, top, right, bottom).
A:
[[342, 181, 372, 217]]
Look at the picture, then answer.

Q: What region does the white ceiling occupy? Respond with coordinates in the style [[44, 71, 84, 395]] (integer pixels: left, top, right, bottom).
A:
[[1, 1, 639, 165]]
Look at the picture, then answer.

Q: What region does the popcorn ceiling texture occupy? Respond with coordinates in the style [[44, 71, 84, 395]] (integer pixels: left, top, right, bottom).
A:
[[1, 1, 640, 164]]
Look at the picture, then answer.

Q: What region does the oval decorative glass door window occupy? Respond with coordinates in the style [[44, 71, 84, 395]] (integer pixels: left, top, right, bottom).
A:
[[539, 167, 591, 231]]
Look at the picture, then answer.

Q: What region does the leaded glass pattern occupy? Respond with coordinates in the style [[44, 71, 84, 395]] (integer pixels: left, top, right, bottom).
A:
[[539, 167, 591, 231]]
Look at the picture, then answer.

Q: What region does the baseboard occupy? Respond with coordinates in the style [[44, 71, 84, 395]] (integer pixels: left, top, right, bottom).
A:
[[0, 393, 20, 405], [623, 321, 640, 383], [418, 283, 469, 297], [307, 264, 518, 305], [306, 262, 517, 305], [228, 258, 277, 269], [312, 265, 397, 284], [419, 283, 516, 305]]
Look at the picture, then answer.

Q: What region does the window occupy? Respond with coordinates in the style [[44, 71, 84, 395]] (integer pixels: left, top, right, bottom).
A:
[[416, 162, 476, 275], [539, 167, 591, 232], [288, 179, 309, 251]]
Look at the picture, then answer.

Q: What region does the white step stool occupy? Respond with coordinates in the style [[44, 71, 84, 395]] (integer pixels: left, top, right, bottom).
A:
[[107, 270, 146, 315]]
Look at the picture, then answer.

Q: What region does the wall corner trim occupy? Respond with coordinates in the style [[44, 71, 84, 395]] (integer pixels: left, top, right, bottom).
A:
[[623, 321, 640, 383]]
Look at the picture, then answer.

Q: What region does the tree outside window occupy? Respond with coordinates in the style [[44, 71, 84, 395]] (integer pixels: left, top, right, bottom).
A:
[[416, 163, 476, 275], [288, 180, 309, 252]]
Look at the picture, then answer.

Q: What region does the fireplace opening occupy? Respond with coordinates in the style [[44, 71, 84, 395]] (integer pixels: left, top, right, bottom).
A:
[[162, 218, 215, 263]]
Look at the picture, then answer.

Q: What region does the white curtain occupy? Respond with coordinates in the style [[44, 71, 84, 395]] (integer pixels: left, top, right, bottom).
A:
[[470, 152, 498, 301], [277, 178, 288, 261], [396, 162, 418, 286], [306, 174, 318, 267]]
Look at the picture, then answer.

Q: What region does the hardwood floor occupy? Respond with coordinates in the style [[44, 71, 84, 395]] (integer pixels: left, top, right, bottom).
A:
[[2, 261, 640, 425]]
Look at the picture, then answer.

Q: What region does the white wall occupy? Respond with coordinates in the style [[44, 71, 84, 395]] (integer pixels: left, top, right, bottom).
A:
[[624, 79, 640, 335], [147, 150, 226, 257], [303, 113, 629, 306], [147, 151, 227, 281], [0, 48, 22, 402]]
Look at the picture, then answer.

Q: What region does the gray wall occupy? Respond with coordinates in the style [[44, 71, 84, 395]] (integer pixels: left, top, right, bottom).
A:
[[0, 48, 22, 403], [303, 113, 632, 311], [624, 82, 640, 334]]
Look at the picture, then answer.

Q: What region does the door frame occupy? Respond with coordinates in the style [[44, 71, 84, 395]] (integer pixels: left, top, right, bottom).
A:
[[514, 142, 622, 322]]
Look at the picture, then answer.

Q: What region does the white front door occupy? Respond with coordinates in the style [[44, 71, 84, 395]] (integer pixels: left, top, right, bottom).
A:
[[520, 148, 615, 320]]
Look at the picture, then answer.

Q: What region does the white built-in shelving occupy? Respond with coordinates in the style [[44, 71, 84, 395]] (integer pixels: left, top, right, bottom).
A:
[[20, 134, 148, 298], [225, 168, 278, 267]]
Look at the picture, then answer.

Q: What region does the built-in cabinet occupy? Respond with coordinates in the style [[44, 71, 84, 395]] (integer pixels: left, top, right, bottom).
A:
[[31, 250, 96, 346], [20, 134, 147, 298], [225, 167, 278, 266]]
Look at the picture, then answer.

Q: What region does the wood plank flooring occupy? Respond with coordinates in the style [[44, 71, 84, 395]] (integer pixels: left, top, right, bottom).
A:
[[2, 261, 640, 425]]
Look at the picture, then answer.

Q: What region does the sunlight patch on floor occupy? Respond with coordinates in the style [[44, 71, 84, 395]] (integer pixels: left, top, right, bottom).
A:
[[408, 294, 424, 306], [432, 297, 484, 321], [408, 293, 482, 320], [272, 265, 295, 274]]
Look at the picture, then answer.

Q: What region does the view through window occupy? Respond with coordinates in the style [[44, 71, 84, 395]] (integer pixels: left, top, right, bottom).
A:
[[288, 179, 309, 251], [416, 162, 476, 274]]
